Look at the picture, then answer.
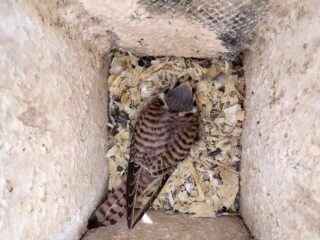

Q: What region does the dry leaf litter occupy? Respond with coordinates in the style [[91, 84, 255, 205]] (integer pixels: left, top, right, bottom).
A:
[[107, 51, 245, 217]]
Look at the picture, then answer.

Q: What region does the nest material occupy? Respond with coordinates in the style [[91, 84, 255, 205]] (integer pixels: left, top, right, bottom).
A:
[[107, 51, 245, 217]]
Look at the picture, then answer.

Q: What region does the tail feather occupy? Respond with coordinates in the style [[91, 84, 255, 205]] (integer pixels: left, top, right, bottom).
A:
[[87, 184, 126, 229]]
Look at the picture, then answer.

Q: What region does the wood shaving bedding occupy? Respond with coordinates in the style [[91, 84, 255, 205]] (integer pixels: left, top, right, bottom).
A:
[[106, 51, 245, 216]]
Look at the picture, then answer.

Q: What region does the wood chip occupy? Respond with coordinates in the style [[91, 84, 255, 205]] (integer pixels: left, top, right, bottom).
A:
[[106, 51, 245, 217]]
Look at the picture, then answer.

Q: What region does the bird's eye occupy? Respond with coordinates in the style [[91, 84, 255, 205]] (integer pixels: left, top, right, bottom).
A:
[[185, 112, 194, 117], [173, 80, 181, 88], [158, 98, 165, 106]]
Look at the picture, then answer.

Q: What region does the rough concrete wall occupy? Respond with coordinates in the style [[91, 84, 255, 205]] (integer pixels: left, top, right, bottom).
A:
[[31, 0, 267, 59], [241, 0, 320, 239], [58, 0, 227, 58], [0, 2, 108, 240]]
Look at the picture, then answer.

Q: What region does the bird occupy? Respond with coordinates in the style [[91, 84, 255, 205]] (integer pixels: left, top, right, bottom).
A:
[[87, 79, 200, 230]]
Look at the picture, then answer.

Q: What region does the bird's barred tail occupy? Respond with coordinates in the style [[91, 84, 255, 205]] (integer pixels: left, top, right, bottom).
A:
[[87, 184, 126, 229]]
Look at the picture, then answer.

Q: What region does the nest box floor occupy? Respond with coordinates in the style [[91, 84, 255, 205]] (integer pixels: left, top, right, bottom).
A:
[[83, 211, 251, 240]]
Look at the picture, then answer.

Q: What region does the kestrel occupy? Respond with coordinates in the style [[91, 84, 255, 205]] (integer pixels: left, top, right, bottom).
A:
[[87, 79, 200, 229]]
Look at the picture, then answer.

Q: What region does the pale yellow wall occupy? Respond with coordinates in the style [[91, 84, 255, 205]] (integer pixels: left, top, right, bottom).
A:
[[0, 2, 108, 239], [1, 1, 319, 239], [241, 0, 320, 239]]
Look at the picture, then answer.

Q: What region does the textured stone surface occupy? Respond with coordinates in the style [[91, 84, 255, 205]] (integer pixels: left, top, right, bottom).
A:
[[29, 1, 267, 60], [83, 211, 251, 240], [2, 0, 319, 239], [241, 0, 320, 239], [31, 0, 265, 59], [0, 1, 108, 240], [56, 0, 227, 58]]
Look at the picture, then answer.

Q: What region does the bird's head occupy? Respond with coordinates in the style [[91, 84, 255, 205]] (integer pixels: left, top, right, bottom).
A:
[[162, 79, 197, 113]]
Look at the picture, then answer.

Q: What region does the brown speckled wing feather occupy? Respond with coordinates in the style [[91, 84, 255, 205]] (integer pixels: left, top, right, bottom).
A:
[[126, 97, 199, 229], [126, 160, 170, 229]]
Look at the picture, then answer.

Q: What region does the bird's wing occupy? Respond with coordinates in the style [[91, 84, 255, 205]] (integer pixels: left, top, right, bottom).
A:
[[126, 98, 199, 228], [126, 160, 170, 229]]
